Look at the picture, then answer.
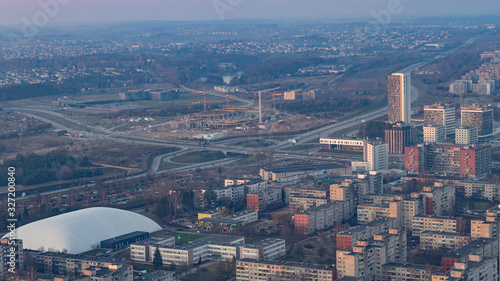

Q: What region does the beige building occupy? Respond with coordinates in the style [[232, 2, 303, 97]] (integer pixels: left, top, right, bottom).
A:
[[289, 196, 330, 212], [260, 164, 351, 182], [236, 259, 335, 281], [420, 183, 455, 216], [382, 262, 435, 281], [337, 229, 407, 280], [471, 212, 499, 239], [388, 72, 412, 124], [420, 231, 472, 251], [411, 216, 466, 236], [357, 201, 402, 226], [432, 255, 498, 281], [239, 238, 286, 260]]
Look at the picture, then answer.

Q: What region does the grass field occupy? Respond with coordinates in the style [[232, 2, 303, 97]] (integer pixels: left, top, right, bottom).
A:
[[289, 144, 319, 151], [165, 232, 205, 245], [234, 139, 274, 147], [21, 110, 93, 132], [170, 151, 236, 164], [158, 161, 186, 171]]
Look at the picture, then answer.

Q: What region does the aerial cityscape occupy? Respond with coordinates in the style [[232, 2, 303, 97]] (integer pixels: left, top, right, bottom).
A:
[[2, 1, 500, 281]]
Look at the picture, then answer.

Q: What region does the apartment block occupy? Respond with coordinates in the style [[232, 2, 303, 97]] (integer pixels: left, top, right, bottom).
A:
[[388, 72, 412, 124], [461, 105, 494, 136], [260, 164, 351, 182], [432, 255, 498, 281], [405, 144, 491, 178], [336, 219, 399, 250], [424, 125, 446, 143], [471, 211, 499, 239], [382, 263, 436, 281], [0, 238, 24, 280], [239, 238, 286, 260], [441, 238, 499, 271], [289, 196, 330, 212], [131, 235, 245, 266], [385, 123, 418, 154], [424, 103, 456, 137], [457, 181, 500, 201], [357, 201, 402, 226], [284, 184, 329, 203], [455, 127, 478, 145], [246, 186, 283, 211], [411, 216, 466, 236], [337, 229, 407, 280], [294, 201, 350, 234], [364, 140, 389, 171], [236, 259, 336, 281], [419, 231, 472, 251], [450, 80, 468, 96], [32, 252, 133, 281], [420, 183, 455, 216]]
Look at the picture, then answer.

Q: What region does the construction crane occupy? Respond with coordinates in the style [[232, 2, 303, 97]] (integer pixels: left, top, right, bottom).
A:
[[225, 94, 237, 109], [191, 88, 208, 112], [256, 87, 281, 123]]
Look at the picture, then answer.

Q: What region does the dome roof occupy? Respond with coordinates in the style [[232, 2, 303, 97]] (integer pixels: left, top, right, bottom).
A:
[[5, 207, 162, 254]]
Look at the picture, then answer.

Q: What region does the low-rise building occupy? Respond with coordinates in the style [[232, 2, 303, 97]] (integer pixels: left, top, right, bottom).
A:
[[382, 262, 436, 281], [236, 259, 336, 281], [411, 216, 466, 237], [239, 238, 286, 260], [260, 164, 351, 182], [420, 231, 472, 251]]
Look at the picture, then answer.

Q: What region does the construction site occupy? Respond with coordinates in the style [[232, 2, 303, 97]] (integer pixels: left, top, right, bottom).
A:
[[136, 87, 323, 140]]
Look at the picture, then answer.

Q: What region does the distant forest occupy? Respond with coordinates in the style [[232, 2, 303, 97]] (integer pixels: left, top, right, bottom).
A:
[[0, 150, 103, 186]]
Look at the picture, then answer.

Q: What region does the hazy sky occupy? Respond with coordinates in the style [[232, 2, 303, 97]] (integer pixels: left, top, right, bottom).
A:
[[0, 0, 499, 26]]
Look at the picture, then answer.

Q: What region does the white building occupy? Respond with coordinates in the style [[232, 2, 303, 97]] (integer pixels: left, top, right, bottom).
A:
[[239, 238, 286, 260], [456, 127, 478, 145], [424, 125, 446, 143], [364, 141, 389, 171]]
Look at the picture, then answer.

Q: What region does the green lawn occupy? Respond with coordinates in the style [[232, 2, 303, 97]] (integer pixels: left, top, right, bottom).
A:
[[170, 151, 238, 164], [234, 139, 274, 148], [289, 144, 319, 151], [158, 161, 187, 171], [165, 232, 205, 245], [21, 110, 93, 132]]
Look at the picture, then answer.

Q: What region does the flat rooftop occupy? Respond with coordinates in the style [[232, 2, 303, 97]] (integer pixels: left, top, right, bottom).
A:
[[238, 258, 335, 271], [264, 164, 348, 174]]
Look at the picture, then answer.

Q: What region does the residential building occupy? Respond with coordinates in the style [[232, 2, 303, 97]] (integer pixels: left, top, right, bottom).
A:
[[433, 255, 498, 281], [455, 127, 478, 145], [130, 236, 175, 262], [424, 103, 456, 136], [404, 144, 491, 178], [294, 201, 350, 234], [357, 201, 402, 226], [411, 216, 466, 236], [32, 252, 133, 280], [419, 183, 455, 216], [450, 80, 468, 96], [212, 185, 245, 202], [388, 72, 412, 124], [382, 263, 436, 281], [424, 125, 446, 143], [239, 238, 286, 260], [246, 186, 282, 211], [236, 259, 336, 281], [284, 184, 329, 203], [420, 231, 472, 251], [260, 164, 351, 182], [336, 219, 399, 250], [289, 196, 330, 212], [131, 235, 245, 266], [442, 238, 499, 271], [458, 181, 500, 201], [0, 238, 24, 279], [364, 140, 389, 171], [337, 229, 407, 280], [385, 123, 418, 154], [461, 105, 494, 136]]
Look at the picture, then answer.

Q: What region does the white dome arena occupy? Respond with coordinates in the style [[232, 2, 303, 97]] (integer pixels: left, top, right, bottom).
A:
[[5, 207, 162, 254]]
